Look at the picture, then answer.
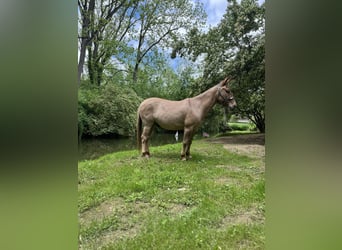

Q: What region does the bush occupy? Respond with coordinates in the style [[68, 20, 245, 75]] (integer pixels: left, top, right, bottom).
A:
[[78, 83, 142, 138], [199, 106, 224, 134], [249, 122, 258, 131], [228, 122, 250, 131]]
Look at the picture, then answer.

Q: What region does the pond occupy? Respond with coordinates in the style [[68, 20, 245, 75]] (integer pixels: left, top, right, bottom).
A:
[[78, 132, 182, 161]]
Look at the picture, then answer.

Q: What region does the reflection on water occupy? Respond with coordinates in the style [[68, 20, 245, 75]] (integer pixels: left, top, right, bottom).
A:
[[78, 132, 181, 161]]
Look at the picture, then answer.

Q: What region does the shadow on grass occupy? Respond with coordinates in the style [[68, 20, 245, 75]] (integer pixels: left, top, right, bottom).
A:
[[131, 138, 255, 165], [147, 150, 244, 165], [207, 133, 265, 146]]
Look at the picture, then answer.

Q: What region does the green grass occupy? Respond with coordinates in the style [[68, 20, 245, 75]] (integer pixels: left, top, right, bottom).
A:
[[78, 139, 265, 249]]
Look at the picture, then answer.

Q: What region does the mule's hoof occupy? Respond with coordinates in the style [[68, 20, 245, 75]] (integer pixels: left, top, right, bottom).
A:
[[141, 152, 150, 158], [181, 155, 187, 161]]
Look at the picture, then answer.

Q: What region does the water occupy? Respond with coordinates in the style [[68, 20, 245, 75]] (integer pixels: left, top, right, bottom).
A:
[[78, 132, 181, 161]]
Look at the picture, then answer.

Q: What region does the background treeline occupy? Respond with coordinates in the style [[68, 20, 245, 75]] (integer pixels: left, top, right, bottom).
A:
[[78, 0, 265, 139]]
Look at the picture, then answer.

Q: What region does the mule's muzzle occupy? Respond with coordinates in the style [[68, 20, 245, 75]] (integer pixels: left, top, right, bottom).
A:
[[217, 87, 236, 109], [228, 99, 237, 109]]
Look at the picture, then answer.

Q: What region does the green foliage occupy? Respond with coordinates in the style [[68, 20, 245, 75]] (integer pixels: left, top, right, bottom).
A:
[[78, 81, 142, 138], [126, 52, 195, 101], [126, 50, 180, 99], [199, 106, 224, 134], [221, 0, 265, 132], [79, 0, 206, 85], [130, 0, 206, 82], [228, 122, 250, 131], [78, 57, 198, 138], [78, 0, 265, 138], [226, 122, 257, 132], [249, 122, 258, 131], [173, 0, 265, 133]]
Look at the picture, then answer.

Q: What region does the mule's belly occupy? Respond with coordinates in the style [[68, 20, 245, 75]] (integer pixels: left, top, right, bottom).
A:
[[153, 108, 186, 130], [155, 116, 185, 131]]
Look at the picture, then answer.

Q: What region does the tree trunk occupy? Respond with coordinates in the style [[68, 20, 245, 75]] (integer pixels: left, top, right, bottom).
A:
[[250, 112, 265, 133], [87, 46, 94, 84], [78, 0, 95, 85], [256, 119, 265, 133], [78, 39, 87, 84], [132, 62, 139, 83], [88, 40, 100, 85]]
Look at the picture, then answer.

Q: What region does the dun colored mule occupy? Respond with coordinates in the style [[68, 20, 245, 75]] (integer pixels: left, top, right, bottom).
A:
[[137, 77, 237, 160]]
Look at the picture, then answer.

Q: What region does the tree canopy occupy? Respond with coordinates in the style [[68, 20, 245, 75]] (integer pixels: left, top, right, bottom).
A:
[[173, 0, 265, 132], [78, 0, 206, 86]]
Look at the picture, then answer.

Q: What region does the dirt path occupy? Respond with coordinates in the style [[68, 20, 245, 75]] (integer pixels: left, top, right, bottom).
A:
[[207, 133, 265, 158]]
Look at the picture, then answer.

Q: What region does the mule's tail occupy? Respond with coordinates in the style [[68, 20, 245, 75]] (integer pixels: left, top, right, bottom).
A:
[[137, 111, 142, 153]]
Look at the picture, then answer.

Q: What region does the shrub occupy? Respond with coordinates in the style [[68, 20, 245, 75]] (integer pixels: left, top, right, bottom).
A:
[[228, 122, 250, 131], [78, 83, 142, 138], [249, 122, 258, 131]]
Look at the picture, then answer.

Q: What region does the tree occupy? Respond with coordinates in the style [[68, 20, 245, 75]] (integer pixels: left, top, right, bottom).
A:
[[172, 0, 265, 132], [220, 0, 265, 132], [78, 0, 138, 85], [128, 48, 189, 100], [78, 0, 95, 84], [129, 0, 206, 82], [78, 0, 206, 86]]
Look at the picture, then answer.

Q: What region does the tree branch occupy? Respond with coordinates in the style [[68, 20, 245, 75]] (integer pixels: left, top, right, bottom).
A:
[[139, 26, 178, 62]]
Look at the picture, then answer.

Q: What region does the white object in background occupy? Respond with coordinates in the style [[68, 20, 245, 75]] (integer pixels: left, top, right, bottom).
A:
[[202, 132, 209, 138], [175, 131, 179, 142]]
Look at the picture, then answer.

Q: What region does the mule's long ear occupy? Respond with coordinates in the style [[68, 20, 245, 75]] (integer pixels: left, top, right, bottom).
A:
[[220, 77, 232, 86]]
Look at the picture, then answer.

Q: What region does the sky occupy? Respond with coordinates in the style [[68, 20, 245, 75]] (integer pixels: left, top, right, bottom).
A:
[[202, 0, 229, 27], [202, 0, 265, 27]]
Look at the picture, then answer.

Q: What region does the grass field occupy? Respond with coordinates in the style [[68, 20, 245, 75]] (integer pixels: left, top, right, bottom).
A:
[[78, 137, 265, 249]]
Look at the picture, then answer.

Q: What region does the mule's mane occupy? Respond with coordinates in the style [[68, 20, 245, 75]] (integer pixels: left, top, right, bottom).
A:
[[190, 82, 222, 100]]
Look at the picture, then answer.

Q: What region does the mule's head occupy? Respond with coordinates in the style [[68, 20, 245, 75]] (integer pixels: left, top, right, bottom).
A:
[[216, 77, 237, 109]]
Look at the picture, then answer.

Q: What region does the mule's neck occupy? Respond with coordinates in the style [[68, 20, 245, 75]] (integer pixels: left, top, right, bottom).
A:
[[190, 84, 219, 118]]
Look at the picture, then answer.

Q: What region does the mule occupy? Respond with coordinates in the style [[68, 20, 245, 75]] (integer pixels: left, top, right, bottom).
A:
[[136, 77, 237, 160]]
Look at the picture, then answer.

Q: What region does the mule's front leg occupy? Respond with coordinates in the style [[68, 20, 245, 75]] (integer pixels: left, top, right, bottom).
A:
[[181, 143, 187, 161]]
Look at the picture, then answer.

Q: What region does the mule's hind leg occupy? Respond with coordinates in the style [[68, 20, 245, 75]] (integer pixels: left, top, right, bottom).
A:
[[141, 124, 154, 158], [186, 141, 193, 159]]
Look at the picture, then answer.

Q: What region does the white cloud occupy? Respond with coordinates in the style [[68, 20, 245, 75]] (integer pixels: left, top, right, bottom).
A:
[[202, 0, 228, 27]]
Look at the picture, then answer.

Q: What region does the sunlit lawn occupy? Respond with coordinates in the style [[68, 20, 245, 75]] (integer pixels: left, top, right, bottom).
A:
[[78, 140, 265, 249]]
